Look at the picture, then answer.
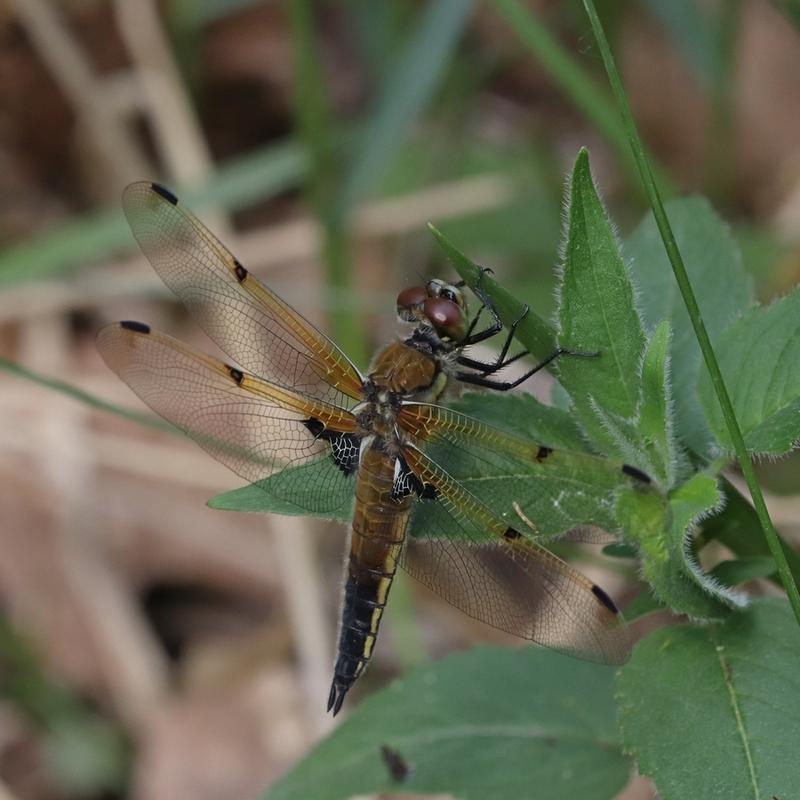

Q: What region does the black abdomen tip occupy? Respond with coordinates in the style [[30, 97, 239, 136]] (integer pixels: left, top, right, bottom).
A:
[[591, 584, 619, 614], [622, 464, 652, 484], [120, 320, 150, 334], [151, 183, 179, 205]]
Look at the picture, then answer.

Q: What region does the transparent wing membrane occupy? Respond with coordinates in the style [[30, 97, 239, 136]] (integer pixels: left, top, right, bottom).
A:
[[97, 322, 357, 514], [400, 401, 636, 539], [122, 182, 364, 408], [400, 444, 631, 665]]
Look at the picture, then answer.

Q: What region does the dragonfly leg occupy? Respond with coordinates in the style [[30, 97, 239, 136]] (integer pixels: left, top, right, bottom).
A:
[[456, 347, 598, 391]]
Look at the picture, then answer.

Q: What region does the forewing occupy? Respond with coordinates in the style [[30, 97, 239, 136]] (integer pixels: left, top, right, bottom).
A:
[[399, 444, 631, 665], [97, 322, 358, 514], [122, 181, 364, 407]]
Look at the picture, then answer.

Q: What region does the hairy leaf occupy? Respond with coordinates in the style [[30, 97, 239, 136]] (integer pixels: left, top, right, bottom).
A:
[[557, 149, 646, 453], [638, 320, 684, 487], [698, 287, 800, 456], [617, 474, 744, 618], [617, 598, 800, 800], [624, 197, 753, 454]]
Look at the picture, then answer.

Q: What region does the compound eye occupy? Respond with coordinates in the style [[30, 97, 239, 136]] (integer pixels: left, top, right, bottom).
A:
[[424, 297, 465, 338], [396, 286, 427, 309]]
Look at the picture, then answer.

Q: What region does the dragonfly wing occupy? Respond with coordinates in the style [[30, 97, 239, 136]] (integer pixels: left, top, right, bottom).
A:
[[399, 443, 632, 665], [97, 322, 359, 514], [122, 182, 364, 408], [399, 402, 642, 539]]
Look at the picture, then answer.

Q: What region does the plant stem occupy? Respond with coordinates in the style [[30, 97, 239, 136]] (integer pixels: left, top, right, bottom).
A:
[[581, 0, 800, 626]]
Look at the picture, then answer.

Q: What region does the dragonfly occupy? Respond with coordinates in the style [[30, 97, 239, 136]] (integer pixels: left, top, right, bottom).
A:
[[98, 182, 650, 716]]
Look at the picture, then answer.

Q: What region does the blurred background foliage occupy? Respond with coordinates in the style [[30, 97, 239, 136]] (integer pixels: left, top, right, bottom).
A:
[[0, 1, 799, 798]]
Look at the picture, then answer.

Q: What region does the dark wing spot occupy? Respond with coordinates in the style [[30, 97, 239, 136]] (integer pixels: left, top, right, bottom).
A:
[[303, 418, 361, 476], [536, 446, 553, 461], [233, 259, 248, 283], [591, 584, 619, 614], [151, 183, 178, 205], [120, 320, 150, 334], [303, 418, 325, 438], [622, 464, 652, 484], [503, 527, 521, 541], [392, 455, 437, 501], [227, 366, 244, 385]]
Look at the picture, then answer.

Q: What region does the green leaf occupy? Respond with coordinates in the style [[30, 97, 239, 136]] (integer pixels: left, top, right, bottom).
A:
[[698, 288, 800, 456], [638, 320, 684, 487], [617, 598, 800, 800], [709, 556, 777, 587], [211, 412, 641, 540], [429, 223, 559, 359], [624, 197, 753, 453], [698, 478, 800, 587], [208, 458, 353, 521], [617, 474, 744, 618], [622, 589, 666, 621], [557, 149, 646, 452], [265, 646, 630, 800], [450, 392, 590, 453]]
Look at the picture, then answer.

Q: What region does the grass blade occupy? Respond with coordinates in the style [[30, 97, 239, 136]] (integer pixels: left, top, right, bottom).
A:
[[336, 0, 475, 216], [0, 357, 171, 433], [491, 0, 671, 193], [0, 138, 308, 286], [581, 0, 800, 625]]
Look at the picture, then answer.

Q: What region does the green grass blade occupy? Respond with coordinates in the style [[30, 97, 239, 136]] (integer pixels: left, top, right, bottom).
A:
[[581, 0, 800, 626], [336, 0, 475, 215], [0, 138, 308, 286], [491, 0, 671, 193], [0, 357, 172, 433], [290, 0, 366, 367]]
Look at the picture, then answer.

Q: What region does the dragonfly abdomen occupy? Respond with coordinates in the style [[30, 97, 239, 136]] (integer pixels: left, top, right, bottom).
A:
[[328, 443, 411, 715]]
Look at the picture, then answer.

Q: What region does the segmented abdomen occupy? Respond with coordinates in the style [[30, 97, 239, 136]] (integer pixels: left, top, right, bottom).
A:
[[328, 441, 411, 715]]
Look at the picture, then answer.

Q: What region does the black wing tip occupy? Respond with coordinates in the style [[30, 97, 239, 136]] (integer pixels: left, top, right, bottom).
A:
[[150, 182, 179, 205], [591, 584, 619, 615], [622, 464, 652, 484], [119, 320, 151, 334]]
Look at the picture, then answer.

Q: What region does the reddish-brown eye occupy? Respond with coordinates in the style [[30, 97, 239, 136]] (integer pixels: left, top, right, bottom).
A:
[[396, 285, 428, 309], [424, 298, 462, 332]]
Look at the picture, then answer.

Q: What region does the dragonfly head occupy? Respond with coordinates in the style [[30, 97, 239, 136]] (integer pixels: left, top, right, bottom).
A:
[[396, 279, 469, 343]]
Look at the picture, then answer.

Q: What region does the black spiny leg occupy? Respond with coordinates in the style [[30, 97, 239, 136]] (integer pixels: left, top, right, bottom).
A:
[[457, 303, 531, 374], [457, 347, 598, 392], [456, 267, 598, 391], [460, 270, 504, 347]]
